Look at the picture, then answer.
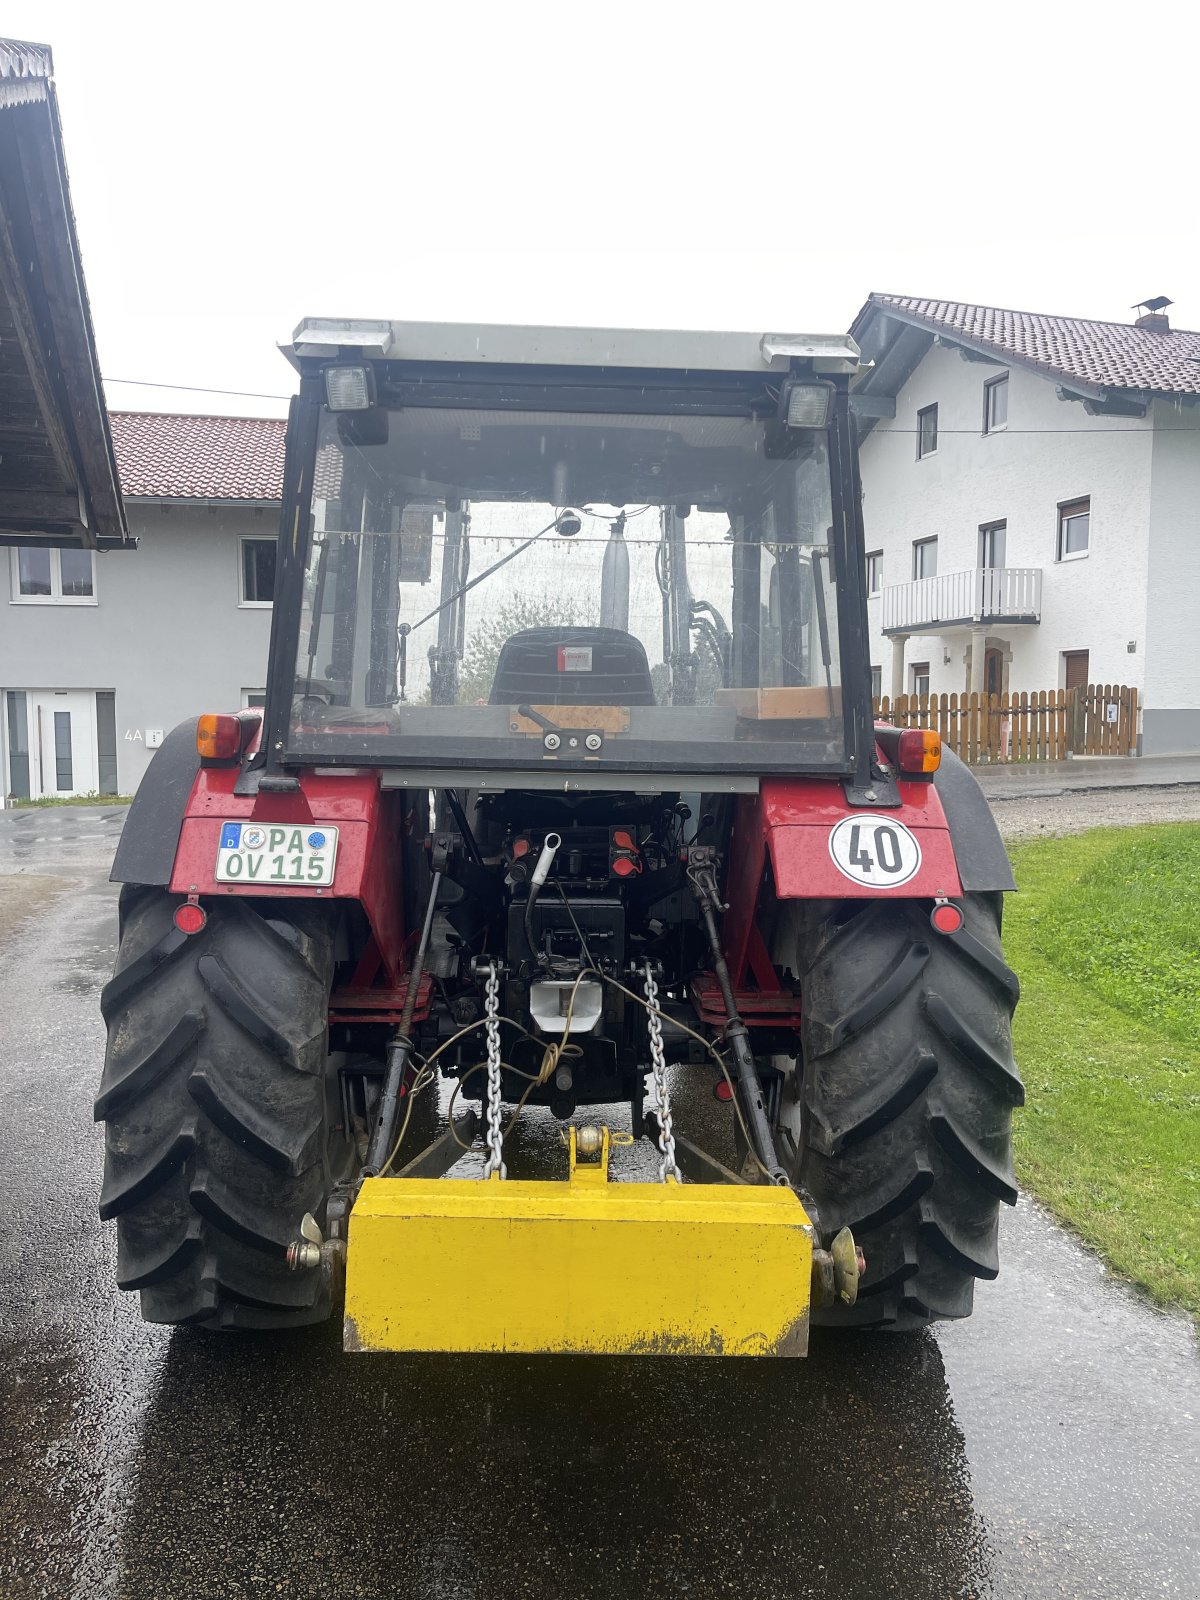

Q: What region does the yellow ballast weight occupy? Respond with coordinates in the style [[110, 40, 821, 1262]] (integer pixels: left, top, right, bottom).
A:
[[344, 1151, 814, 1358]]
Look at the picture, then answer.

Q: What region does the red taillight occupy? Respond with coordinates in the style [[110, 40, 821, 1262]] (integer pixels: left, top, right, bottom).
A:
[[173, 902, 208, 935], [897, 727, 942, 774], [196, 713, 242, 760], [931, 901, 964, 935], [714, 1078, 734, 1102]]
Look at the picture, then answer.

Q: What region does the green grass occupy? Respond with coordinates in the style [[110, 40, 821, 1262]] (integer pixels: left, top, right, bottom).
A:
[[1005, 823, 1200, 1316], [6, 792, 132, 809]]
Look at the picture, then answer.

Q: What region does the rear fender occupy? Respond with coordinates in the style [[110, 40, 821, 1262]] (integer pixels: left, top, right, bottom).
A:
[[160, 765, 408, 985], [722, 777, 964, 990], [109, 718, 202, 887]]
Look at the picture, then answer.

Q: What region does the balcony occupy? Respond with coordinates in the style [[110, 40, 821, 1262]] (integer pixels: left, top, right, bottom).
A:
[[880, 567, 1042, 636]]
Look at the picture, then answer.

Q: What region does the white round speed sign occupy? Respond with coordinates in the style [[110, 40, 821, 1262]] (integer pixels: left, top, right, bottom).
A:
[[828, 814, 922, 888]]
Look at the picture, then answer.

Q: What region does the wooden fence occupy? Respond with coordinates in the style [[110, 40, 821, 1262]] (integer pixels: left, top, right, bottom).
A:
[[873, 683, 1139, 764]]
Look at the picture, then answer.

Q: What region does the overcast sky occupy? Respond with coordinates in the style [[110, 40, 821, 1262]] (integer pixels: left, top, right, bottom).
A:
[[9, 0, 1196, 417]]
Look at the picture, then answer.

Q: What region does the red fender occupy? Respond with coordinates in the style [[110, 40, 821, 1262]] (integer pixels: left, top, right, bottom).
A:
[[719, 776, 962, 999], [169, 769, 408, 987]]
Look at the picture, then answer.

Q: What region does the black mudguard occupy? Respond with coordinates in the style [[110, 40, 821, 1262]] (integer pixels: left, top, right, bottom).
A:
[[932, 746, 1016, 893], [110, 718, 201, 886]]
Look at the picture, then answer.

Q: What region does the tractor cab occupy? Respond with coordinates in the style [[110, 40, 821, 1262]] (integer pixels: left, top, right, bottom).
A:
[[264, 320, 873, 794]]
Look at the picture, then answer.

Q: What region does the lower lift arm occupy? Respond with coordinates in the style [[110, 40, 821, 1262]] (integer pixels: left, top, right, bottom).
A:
[[686, 847, 790, 1188]]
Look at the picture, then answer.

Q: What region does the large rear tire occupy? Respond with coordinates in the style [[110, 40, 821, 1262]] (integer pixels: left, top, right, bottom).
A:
[[96, 887, 348, 1330], [789, 893, 1022, 1331]]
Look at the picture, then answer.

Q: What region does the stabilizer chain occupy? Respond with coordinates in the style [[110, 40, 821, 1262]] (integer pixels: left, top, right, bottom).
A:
[[644, 962, 682, 1183], [482, 962, 507, 1179]]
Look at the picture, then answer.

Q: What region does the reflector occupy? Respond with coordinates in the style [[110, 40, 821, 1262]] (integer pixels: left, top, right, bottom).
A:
[[931, 901, 965, 934], [173, 902, 208, 935]]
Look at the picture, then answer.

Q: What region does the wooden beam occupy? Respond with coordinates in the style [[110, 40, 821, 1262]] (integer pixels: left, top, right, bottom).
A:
[[0, 487, 83, 523], [0, 529, 84, 547], [1082, 394, 1147, 418], [1055, 383, 1146, 417], [950, 342, 1007, 367], [0, 141, 80, 498], [14, 108, 125, 542]]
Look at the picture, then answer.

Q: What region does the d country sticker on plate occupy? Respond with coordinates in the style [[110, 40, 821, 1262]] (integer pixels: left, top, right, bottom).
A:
[[215, 821, 340, 886]]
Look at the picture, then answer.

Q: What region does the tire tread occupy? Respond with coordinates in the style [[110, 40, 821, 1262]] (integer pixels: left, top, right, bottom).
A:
[[96, 892, 340, 1330], [796, 893, 1021, 1332]]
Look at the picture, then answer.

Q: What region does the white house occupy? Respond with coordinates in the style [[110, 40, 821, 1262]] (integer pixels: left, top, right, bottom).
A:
[[1, 413, 284, 800], [849, 295, 1200, 755]]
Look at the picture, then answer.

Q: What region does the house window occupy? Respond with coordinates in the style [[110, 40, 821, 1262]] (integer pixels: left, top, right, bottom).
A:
[[865, 550, 883, 595], [241, 689, 267, 709], [1057, 498, 1090, 560], [10, 546, 96, 604], [917, 403, 938, 459], [983, 375, 1008, 434], [240, 537, 277, 605], [53, 710, 73, 791], [911, 661, 931, 698], [870, 665, 882, 701], [979, 521, 1007, 568], [912, 537, 938, 580]]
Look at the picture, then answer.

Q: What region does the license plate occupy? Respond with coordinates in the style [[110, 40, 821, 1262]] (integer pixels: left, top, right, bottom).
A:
[[215, 821, 339, 886]]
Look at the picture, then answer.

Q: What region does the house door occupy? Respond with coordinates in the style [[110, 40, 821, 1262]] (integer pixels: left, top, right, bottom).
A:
[[984, 648, 1004, 697], [29, 690, 99, 799], [1063, 651, 1090, 692]]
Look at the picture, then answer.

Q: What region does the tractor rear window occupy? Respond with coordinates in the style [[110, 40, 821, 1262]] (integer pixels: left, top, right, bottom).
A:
[[287, 404, 849, 778]]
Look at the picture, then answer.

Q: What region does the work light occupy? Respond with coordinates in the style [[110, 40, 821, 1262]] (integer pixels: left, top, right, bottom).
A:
[[779, 379, 834, 428], [323, 364, 375, 411]]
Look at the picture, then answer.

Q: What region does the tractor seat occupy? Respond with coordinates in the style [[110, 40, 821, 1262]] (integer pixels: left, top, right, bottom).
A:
[[488, 627, 656, 707]]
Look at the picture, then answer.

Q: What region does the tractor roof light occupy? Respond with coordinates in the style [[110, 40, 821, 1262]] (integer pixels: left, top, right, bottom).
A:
[[323, 364, 375, 411], [779, 379, 834, 429], [897, 727, 942, 775]]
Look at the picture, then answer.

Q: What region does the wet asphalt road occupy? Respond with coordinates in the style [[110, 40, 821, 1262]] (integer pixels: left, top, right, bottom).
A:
[[0, 807, 1197, 1600]]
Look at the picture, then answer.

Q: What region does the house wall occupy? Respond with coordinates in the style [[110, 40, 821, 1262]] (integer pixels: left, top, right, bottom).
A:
[[1, 502, 277, 795], [1143, 399, 1200, 753], [860, 341, 1155, 702]]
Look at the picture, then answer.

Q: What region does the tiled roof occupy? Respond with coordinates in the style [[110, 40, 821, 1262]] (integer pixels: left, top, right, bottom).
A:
[[857, 295, 1200, 397], [111, 412, 286, 500]]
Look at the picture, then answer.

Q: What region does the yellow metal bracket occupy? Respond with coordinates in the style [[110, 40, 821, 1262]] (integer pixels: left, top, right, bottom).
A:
[[567, 1123, 633, 1185]]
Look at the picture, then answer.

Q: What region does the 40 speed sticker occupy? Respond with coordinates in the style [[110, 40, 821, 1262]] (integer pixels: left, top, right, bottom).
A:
[[828, 814, 922, 888]]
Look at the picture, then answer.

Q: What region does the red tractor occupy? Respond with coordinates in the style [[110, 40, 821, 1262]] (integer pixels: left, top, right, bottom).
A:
[[97, 321, 1020, 1354]]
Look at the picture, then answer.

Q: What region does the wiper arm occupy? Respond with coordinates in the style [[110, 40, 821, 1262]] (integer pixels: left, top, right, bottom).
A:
[[408, 509, 580, 636]]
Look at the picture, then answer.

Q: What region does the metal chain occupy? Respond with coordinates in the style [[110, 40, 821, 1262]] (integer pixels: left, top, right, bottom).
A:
[[482, 962, 506, 1179], [644, 962, 681, 1182]]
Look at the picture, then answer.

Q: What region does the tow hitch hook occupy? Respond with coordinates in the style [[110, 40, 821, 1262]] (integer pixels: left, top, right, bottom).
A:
[[811, 1227, 866, 1308]]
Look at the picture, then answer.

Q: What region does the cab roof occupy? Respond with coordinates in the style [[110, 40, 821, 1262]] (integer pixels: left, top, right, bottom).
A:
[[284, 318, 862, 377]]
